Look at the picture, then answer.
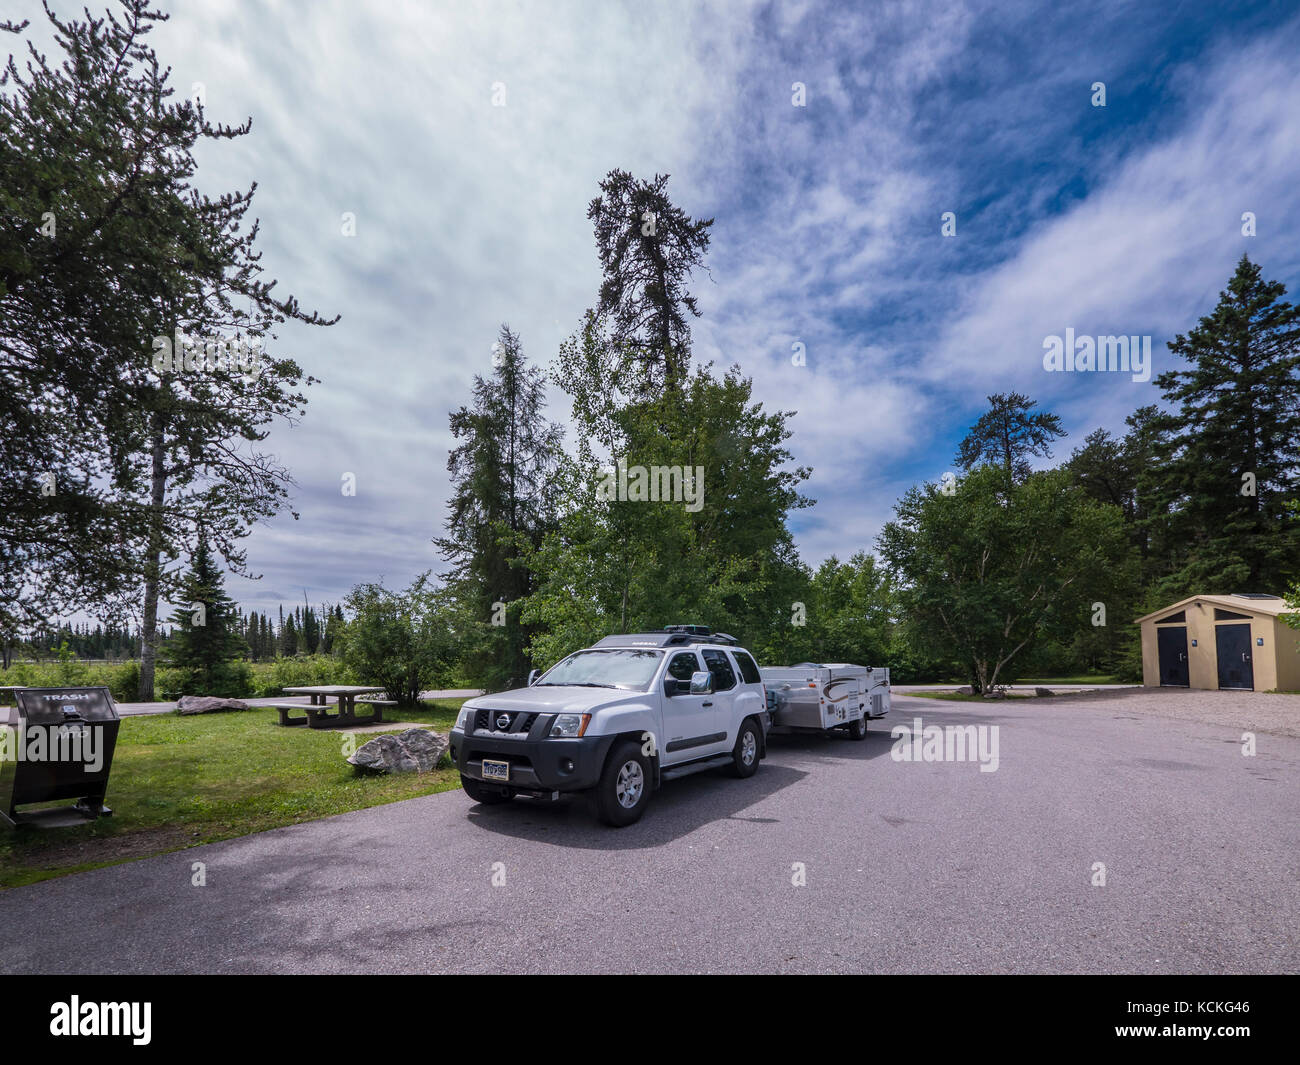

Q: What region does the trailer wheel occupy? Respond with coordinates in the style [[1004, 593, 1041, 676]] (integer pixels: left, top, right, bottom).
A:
[[848, 713, 869, 741], [728, 718, 762, 778]]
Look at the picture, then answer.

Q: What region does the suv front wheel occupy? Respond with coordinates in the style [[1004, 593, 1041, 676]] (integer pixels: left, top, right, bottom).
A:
[[594, 741, 652, 826]]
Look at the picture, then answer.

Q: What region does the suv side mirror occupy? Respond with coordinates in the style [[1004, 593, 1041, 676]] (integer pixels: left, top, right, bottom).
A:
[[689, 671, 713, 695], [527, 669, 541, 686]]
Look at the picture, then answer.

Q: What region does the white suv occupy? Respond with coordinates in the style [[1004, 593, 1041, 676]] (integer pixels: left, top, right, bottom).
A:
[[450, 627, 770, 826]]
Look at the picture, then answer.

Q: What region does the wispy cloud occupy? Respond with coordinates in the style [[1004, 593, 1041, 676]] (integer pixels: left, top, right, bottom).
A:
[[19, 0, 1300, 613]]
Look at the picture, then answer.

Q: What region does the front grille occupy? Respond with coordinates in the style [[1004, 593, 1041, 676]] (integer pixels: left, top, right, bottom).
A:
[[473, 709, 537, 736]]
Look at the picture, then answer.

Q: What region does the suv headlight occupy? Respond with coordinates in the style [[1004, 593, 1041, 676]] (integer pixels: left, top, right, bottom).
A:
[[550, 713, 591, 738], [454, 706, 474, 731]]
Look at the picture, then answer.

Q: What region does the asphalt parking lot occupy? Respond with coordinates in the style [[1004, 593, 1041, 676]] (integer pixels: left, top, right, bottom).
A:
[[1, 689, 1296, 974]]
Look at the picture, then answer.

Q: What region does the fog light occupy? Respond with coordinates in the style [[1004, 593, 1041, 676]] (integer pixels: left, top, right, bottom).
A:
[[561, 759, 575, 773]]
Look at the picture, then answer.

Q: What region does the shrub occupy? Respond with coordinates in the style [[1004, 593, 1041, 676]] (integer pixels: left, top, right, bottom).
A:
[[250, 655, 355, 697], [336, 576, 457, 706]]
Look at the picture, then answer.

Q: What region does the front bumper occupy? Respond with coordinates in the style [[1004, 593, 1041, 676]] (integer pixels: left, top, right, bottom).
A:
[[451, 718, 616, 793]]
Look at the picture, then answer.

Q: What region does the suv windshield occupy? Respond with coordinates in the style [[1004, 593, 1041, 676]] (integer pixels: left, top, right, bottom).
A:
[[536, 649, 663, 691]]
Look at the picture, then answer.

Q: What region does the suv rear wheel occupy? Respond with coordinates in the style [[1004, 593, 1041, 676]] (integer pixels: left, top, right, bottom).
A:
[[594, 741, 652, 826], [728, 718, 761, 777]]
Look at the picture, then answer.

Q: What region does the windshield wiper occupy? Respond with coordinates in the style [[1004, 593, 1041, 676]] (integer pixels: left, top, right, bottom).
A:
[[539, 681, 618, 688]]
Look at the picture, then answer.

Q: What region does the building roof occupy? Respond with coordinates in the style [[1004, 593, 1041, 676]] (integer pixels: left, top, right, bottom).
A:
[[1134, 593, 1297, 624]]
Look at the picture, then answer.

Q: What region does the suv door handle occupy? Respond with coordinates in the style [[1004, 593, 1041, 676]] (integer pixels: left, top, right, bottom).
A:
[[702, 701, 713, 707]]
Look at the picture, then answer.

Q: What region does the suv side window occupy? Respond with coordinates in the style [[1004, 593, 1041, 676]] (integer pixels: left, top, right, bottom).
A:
[[732, 650, 761, 685], [702, 649, 737, 692], [667, 652, 700, 683]]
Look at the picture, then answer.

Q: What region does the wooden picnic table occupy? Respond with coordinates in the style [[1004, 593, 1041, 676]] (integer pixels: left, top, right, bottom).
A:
[[276, 685, 391, 729]]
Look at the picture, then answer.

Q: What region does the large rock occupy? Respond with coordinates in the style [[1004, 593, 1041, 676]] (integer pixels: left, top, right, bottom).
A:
[[1034, 687, 1055, 697], [177, 695, 251, 715], [347, 728, 449, 774]]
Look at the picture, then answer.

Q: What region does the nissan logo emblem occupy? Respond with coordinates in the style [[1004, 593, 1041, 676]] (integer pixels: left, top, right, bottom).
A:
[[496, 714, 511, 730]]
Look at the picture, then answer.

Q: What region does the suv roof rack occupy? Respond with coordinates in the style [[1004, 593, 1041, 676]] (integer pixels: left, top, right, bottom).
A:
[[592, 627, 739, 649], [664, 625, 737, 646]]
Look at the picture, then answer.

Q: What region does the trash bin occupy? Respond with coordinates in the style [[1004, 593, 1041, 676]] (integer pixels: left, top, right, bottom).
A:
[[0, 686, 120, 827]]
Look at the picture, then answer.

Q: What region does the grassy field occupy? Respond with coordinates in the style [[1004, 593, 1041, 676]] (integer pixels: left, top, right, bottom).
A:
[[922, 675, 1122, 687], [0, 655, 367, 703], [0, 698, 467, 890], [897, 690, 1035, 701]]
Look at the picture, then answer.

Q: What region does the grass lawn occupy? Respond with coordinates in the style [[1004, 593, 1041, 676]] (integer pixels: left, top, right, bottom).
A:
[[924, 675, 1121, 687], [0, 698, 467, 890], [897, 690, 1035, 702]]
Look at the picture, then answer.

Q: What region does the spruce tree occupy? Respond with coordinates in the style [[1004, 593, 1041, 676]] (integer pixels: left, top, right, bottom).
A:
[[437, 325, 563, 688], [162, 531, 247, 695], [1150, 255, 1300, 592], [587, 170, 713, 392]]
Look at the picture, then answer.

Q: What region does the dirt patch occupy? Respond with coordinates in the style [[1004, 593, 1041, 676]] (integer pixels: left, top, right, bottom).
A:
[[1048, 686, 1300, 738], [2, 823, 196, 886]]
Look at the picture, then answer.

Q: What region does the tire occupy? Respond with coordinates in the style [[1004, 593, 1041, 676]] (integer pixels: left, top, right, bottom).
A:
[[594, 741, 652, 827], [461, 773, 514, 805], [728, 718, 762, 777], [848, 712, 869, 741]]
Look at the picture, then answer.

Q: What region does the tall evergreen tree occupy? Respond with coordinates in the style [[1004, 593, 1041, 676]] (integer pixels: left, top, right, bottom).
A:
[[587, 170, 713, 392], [161, 530, 247, 695], [438, 325, 563, 688], [1149, 255, 1300, 592], [956, 392, 1066, 486], [1, 5, 335, 699]]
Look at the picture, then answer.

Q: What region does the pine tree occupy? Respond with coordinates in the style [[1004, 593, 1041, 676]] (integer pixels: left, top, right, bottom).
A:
[[1, 5, 336, 699], [281, 611, 299, 657], [1149, 255, 1300, 592], [437, 325, 563, 688], [956, 392, 1066, 486], [161, 531, 247, 694], [587, 170, 713, 392]]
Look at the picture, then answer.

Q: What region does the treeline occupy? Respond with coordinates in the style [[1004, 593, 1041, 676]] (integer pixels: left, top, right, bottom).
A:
[[6, 7, 1295, 701], [426, 234, 1299, 690], [879, 255, 1300, 690], [18, 623, 145, 663], [237, 604, 346, 661]]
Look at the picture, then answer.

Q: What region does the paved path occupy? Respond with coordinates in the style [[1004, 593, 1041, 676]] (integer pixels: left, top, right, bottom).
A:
[[1, 690, 1295, 974]]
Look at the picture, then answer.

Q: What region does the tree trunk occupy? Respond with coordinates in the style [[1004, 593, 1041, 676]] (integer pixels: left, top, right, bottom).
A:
[[137, 422, 167, 701]]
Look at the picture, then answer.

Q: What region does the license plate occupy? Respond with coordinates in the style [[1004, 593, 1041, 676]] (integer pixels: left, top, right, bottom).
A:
[[481, 759, 509, 782]]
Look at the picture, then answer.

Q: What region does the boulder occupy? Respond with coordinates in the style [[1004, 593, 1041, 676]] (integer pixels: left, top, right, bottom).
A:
[[177, 695, 251, 715], [1034, 687, 1055, 697], [348, 728, 449, 774], [954, 686, 974, 695]]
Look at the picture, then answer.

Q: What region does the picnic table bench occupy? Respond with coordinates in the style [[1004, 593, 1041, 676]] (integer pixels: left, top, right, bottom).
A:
[[272, 686, 395, 729]]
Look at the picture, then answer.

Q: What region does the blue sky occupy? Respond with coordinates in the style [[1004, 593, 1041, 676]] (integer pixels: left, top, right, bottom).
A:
[[20, 0, 1300, 617]]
